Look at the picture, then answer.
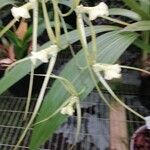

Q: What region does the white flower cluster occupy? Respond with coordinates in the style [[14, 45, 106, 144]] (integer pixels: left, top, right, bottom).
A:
[[61, 105, 75, 116], [31, 45, 58, 63], [60, 96, 79, 116], [11, 2, 33, 21], [93, 63, 121, 80], [76, 2, 109, 20]]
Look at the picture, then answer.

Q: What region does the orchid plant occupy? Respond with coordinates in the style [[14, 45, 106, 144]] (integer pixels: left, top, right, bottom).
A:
[[0, 0, 150, 150], [0, 20, 33, 67]]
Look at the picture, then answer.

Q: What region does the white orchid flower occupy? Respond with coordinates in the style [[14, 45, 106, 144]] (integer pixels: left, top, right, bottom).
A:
[[11, 2, 33, 21], [76, 2, 109, 20], [31, 45, 58, 63], [60, 96, 79, 116], [60, 105, 75, 116], [93, 63, 121, 80], [103, 64, 121, 80], [11, 7, 30, 20], [31, 51, 49, 63]]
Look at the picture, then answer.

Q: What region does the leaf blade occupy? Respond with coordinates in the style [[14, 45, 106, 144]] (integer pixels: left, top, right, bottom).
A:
[[0, 25, 119, 95], [121, 20, 150, 31], [30, 31, 138, 149], [109, 8, 141, 21]]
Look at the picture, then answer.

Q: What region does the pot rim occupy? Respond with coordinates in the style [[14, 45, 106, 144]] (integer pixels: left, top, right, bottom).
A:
[[130, 125, 146, 150]]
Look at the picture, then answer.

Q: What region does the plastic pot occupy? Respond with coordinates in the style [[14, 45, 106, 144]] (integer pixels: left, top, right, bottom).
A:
[[130, 125, 150, 150]]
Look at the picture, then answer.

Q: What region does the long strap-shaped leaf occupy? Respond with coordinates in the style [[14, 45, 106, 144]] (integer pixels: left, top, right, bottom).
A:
[[122, 0, 150, 19], [109, 8, 141, 21], [0, 26, 119, 95], [139, 0, 150, 14], [121, 20, 150, 32], [29, 31, 138, 149], [0, 0, 18, 9]]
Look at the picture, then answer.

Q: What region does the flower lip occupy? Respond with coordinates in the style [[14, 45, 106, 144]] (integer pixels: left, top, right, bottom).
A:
[[60, 96, 79, 116], [76, 2, 109, 20], [93, 63, 122, 80], [89, 2, 109, 20], [30, 45, 58, 63], [11, 7, 30, 21], [60, 106, 75, 116]]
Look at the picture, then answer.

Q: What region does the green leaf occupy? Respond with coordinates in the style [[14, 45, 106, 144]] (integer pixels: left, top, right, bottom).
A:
[[134, 38, 150, 53], [0, 0, 18, 9], [121, 21, 150, 31], [40, 25, 120, 50], [22, 26, 33, 43], [109, 8, 141, 21], [122, 0, 150, 19], [0, 26, 21, 47], [0, 59, 33, 95], [58, 0, 71, 7], [30, 31, 138, 149], [0, 25, 119, 96], [139, 0, 150, 14]]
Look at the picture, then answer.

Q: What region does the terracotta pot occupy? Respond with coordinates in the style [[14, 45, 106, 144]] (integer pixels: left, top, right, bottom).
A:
[[130, 125, 150, 150]]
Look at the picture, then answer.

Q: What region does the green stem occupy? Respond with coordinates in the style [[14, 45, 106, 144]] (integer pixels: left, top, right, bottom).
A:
[[89, 21, 97, 63], [13, 53, 57, 150], [101, 15, 129, 26], [41, 0, 56, 44], [5, 57, 29, 72], [120, 65, 150, 75], [75, 100, 81, 143], [50, 74, 78, 96], [24, 0, 39, 120], [51, 0, 61, 44], [60, 15, 85, 69], [95, 72, 145, 120], [76, 13, 112, 109], [33, 96, 73, 126], [0, 19, 16, 38]]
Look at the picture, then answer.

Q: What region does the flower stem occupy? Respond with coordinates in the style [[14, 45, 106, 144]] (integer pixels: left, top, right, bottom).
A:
[[24, 0, 39, 120], [76, 12, 112, 109], [101, 15, 129, 26], [41, 0, 56, 44], [95, 71, 145, 120], [0, 19, 16, 38], [13, 53, 57, 150]]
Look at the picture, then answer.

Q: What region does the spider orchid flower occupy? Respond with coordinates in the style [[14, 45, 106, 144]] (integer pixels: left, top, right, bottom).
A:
[[60, 96, 79, 116], [93, 63, 121, 80], [11, 2, 33, 21], [31, 45, 58, 63], [60, 105, 75, 116], [76, 2, 109, 20]]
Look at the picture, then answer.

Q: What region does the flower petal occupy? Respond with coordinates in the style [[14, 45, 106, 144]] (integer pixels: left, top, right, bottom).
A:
[[60, 106, 74, 116], [11, 7, 30, 20]]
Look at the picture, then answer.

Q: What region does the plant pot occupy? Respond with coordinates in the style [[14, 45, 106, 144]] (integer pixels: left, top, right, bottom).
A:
[[130, 125, 150, 150], [0, 64, 46, 97]]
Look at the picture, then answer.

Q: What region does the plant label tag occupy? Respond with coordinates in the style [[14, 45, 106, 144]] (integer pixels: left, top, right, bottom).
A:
[[145, 116, 150, 129]]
